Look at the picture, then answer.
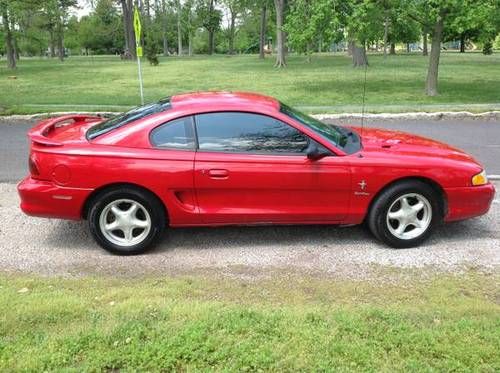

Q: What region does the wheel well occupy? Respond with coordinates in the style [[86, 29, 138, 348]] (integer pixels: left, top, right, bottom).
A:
[[81, 182, 169, 222], [366, 176, 447, 219]]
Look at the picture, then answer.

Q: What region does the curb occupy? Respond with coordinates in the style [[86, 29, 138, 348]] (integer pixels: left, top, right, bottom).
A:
[[1, 111, 500, 122], [314, 111, 500, 121]]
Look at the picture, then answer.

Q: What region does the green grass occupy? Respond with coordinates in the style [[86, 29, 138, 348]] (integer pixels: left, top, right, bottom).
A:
[[1, 271, 499, 371], [0, 52, 499, 114]]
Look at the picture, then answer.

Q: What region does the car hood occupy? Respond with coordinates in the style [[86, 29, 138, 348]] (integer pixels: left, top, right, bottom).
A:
[[351, 126, 478, 163]]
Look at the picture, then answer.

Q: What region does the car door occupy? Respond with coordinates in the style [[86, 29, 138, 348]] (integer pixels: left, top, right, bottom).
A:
[[148, 115, 200, 225], [193, 112, 351, 224]]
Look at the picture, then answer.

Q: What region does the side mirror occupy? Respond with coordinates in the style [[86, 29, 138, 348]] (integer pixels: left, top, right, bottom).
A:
[[306, 140, 331, 161]]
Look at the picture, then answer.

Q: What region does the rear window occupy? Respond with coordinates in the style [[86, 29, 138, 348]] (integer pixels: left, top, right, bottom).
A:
[[87, 97, 172, 139]]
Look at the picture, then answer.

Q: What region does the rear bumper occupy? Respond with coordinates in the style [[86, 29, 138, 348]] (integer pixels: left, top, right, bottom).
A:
[[444, 183, 496, 222], [17, 176, 92, 220]]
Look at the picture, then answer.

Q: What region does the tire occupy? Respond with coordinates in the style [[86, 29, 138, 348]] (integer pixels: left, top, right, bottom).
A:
[[367, 180, 442, 248], [88, 187, 166, 255]]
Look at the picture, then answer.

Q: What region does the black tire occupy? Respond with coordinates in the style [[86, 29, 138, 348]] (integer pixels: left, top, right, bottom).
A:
[[367, 180, 442, 248], [88, 187, 166, 255]]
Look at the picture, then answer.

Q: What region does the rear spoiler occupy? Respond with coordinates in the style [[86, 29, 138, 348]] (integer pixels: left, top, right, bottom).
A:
[[28, 115, 102, 146]]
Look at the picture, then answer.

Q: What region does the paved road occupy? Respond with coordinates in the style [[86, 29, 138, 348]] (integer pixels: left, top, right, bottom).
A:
[[0, 182, 498, 278], [1, 117, 499, 182]]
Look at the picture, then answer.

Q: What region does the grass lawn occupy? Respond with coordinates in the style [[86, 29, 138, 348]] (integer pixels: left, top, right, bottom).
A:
[[0, 271, 499, 371], [0, 52, 499, 114]]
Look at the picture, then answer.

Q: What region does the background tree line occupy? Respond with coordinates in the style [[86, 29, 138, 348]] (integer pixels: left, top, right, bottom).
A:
[[1, 0, 499, 96]]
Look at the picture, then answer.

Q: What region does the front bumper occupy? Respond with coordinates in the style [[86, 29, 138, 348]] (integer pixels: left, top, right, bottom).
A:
[[444, 183, 496, 222], [17, 176, 92, 220]]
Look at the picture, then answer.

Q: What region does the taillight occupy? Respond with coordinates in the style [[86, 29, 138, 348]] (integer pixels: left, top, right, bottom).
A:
[[29, 155, 40, 177]]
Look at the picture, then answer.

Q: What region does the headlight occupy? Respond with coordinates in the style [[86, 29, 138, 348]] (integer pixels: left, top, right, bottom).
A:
[[472, 170, 488, 186]]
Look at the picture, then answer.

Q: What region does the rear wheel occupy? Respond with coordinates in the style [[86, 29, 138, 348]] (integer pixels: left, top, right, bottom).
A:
[[88, 187, 166, 255], [368, 180, 441, 248]]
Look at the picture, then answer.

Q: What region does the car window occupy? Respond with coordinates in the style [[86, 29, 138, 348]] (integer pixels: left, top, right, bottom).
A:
[[195, 112, 309, 154], [87, 97, 172, 140], [150, 116, 195, 150], [280, 102, 361, 155]]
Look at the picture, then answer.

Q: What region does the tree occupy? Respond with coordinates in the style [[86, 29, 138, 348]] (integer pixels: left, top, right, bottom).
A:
[[119, 0, 136, 58], [41, 0, 77, 61], [196, 0, 221, 54], [444, 0, 499, 53], [258, 0, 268, 59], [405, 0, 482, 96], [182, 0, 197, 56], [173, 0, 182, 55], [1, 0, 44, 68], [78, 0, 123, 54], [1, 2, 16, 68], [222, 0, 247, 54], [273, 0, 285, 67], [285, 0, 341, 62]]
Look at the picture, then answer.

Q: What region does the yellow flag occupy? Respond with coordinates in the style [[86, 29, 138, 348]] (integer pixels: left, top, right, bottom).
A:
[[133, 7, 141, 45]]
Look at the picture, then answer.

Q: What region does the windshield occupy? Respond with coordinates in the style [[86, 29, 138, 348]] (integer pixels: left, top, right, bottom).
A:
[[87, 97, 172, 139], [280, 103, 361, 154]]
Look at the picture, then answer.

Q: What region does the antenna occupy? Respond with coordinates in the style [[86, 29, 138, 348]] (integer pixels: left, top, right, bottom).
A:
[[360, 61, 368, 138]]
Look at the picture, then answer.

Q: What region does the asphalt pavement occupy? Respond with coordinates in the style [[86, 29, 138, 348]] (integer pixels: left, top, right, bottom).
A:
[[1, 117, 499, 183]]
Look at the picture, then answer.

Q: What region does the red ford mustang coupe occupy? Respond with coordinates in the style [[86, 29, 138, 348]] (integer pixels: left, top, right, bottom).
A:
[[18, 92, 495, 255]]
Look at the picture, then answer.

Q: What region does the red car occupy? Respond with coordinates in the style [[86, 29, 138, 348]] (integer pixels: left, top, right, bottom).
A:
[[18, 92, 495, 255]]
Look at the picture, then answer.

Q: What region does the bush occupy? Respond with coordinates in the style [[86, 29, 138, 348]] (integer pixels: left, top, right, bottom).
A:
[[482, 41, 493, 55]]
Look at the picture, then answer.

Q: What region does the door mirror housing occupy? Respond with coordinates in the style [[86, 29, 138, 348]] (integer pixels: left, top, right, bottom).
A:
[[306, 140, 331, 161]]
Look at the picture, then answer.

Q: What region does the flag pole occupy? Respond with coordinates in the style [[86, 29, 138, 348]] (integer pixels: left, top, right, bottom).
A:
[[134, 4, 144, 105], [136, 49, 144, 105]]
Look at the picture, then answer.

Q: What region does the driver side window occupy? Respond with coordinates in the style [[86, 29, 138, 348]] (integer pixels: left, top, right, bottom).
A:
[[195, 112, 309, 154]]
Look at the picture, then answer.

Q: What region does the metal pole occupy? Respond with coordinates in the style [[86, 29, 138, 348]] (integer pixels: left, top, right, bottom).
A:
[[137, 52, 144, 105]]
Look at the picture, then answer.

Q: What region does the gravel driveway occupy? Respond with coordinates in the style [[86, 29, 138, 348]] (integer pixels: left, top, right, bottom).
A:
[[1, 183, 498, 279]]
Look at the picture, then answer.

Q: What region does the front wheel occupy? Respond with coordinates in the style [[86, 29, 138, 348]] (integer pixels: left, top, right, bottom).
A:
[[367, 180, 441, 248], [88, 187, 166, 255]]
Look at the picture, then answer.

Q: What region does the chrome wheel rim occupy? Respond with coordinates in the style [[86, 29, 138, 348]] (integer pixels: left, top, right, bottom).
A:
[[99, 199, 151, 247], [386, 193, 432, 240]]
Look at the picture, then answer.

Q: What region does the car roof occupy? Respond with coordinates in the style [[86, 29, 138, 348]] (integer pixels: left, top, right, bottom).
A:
[[170, 91, 281, 112]]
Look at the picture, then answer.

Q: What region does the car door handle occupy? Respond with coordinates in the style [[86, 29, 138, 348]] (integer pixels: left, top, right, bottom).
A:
[[207, 169, 229, 179]]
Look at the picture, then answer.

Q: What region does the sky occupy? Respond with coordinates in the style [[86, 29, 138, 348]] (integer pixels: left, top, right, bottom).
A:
[[71, 0, 91, 19]]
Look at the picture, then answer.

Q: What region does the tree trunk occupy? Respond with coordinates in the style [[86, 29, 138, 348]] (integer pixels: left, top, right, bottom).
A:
[[425, 16, 444, 96], [49, 29, 56, 57], [274, 0, 286, 67], [352, 42, 368, 67], [228, 9, 236, 54], [120, 0, 136, 59], [318, 36, 323, 53], [383, 14, 389, 58], [163, 29, 169, 56], [176, 2, 182, 56], [259, 4, 267, 59], [422, 31, 428, 56], [347, 41, 354, 56], [459, 33, 465, 53], [208, 30, 214, 54], [406, 43, 410, 53], [207, 0, 215, 55], [57, 15, 64, 62], [188, 7, 193, 56], [2, 9, 16, 69], [389, 42, 395, 55], [161, 0, 168, 56]]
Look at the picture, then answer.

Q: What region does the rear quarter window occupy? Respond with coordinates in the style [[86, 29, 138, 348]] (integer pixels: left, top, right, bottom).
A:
[[150, 116, 195, 150]]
